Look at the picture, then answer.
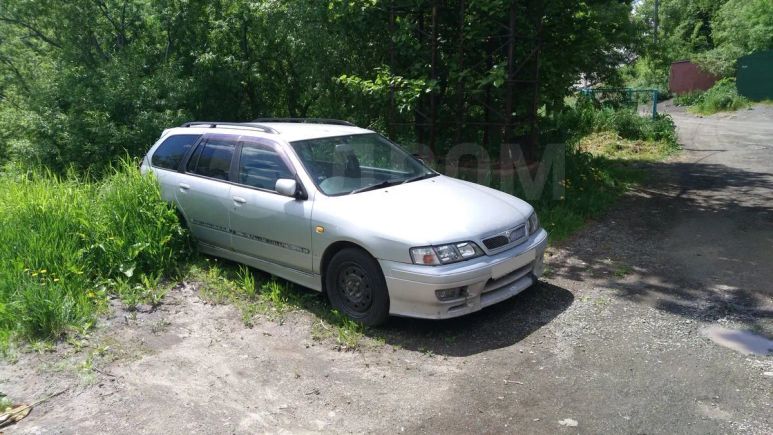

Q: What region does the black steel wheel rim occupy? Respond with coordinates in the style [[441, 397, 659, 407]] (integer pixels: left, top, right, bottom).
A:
[[336, 263, 373, 314]]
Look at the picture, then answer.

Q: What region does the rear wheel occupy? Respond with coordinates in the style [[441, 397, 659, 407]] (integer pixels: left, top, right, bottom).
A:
[[325, 248, 389, 326]]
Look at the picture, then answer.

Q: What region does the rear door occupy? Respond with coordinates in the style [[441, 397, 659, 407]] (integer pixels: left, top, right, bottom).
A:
[[229, 139, 313, 273], [147, 134, 202, 202], [175, 134, 238, 249]]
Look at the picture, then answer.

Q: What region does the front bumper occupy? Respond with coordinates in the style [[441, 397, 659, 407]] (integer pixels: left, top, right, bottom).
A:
[[379, 229, 548, 319]]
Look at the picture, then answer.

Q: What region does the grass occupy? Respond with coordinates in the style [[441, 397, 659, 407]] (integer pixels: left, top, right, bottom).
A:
[[692, 80, 749, 114], [188, 258, 367, 350], [0, 161, 190, 349], [549, 96, 678, 145], [578, 131, 679, 161], [613, 264, 633, 278], [673, 91, 704, 107], [0, 159, 363, 351], [674, 79, 750, 115]]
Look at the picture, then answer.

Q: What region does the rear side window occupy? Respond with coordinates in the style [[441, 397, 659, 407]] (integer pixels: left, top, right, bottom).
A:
[[188, 138, 237, 181], [237, 144, 293, 191], [151, 134, 200, 170]]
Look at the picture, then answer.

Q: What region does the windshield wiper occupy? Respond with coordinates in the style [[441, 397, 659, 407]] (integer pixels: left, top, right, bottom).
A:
[[402, 172, 438, 184], [350, 172, 438, 194], [350, 179, 403, 194]]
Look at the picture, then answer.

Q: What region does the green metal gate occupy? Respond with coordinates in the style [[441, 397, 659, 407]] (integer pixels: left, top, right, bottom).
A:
[[737, 50, 773, 101]]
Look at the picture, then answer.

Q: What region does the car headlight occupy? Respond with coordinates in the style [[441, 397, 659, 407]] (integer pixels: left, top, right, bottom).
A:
[[410, 241, 484, 265], [527, 211, 540, 235]]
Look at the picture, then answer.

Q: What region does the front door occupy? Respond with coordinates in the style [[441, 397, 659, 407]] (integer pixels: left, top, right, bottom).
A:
[[229, 139, 313, 273]]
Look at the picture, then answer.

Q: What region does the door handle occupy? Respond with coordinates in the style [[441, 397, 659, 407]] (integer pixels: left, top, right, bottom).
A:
[[178, 183, 190, 190], [232, 196, 247, 204]]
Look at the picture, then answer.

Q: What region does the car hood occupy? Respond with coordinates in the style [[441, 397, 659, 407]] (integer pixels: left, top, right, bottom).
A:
[[315, 175, 533, 248]]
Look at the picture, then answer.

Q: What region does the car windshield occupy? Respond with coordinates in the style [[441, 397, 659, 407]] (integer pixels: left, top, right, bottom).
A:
[[290, 133, 436, 195]]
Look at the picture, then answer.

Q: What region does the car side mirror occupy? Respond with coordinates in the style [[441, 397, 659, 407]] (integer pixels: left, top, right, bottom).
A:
[[275, 178, 299, 198]]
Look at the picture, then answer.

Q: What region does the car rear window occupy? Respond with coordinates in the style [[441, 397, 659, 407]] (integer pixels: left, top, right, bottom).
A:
[[187, 138, 237, 181], [151, 134, 201, 170]]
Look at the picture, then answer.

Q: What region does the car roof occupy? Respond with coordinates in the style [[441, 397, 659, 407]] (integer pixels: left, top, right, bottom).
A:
[[259, 122, 373, 142], [166, 121, 373, 143]]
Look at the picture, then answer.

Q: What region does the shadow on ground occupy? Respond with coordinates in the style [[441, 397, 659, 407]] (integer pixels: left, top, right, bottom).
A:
[[204, 256, 575, 357], [549, 157, 773, 333], [372, 282, 574, 357]]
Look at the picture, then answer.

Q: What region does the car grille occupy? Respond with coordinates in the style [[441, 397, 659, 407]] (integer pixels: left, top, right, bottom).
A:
[[482, 224, 526, 250], [482, 235, 509, 250]]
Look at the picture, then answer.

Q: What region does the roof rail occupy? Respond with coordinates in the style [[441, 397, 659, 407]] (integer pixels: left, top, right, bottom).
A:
[[252, 118, 355, 127], [181, 121, 279, 135]]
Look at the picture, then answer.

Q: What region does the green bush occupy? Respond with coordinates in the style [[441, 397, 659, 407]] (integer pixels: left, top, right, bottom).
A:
[[670, 80, 749, 115], [673, 91, 705, 107], [547, 96, 677, 146], [0, 161, 190, 343], [691, 78, 750, 115]]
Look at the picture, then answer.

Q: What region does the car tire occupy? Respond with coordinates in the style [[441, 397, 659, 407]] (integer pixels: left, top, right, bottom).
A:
[[325, 248, 390, 326]]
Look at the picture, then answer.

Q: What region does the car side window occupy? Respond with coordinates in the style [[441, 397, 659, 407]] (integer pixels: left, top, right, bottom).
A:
[[151, 134, 201, 170], [188, 138, 236, 181], [237, 144, 293, 191]]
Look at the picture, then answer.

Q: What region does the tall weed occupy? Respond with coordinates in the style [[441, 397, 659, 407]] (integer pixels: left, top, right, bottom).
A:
[[691, 79, 749, 115], [547, 96, 677, 147], [0, 161, 189, 342], [673, 91, 704, 107]]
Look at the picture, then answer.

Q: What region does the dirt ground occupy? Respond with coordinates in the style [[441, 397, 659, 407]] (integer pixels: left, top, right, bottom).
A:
[[2, 103, 772, 434]]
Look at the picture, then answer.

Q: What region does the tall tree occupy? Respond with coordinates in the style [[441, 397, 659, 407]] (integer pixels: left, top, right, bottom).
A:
[[0, 0, 640, 172]]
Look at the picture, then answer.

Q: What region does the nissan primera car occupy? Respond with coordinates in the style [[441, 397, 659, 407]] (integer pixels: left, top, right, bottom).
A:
[[141, 119, 548, 325]]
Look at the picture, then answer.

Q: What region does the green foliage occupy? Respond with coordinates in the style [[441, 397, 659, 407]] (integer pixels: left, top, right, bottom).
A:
[[690, 78, 749, 114], [0, 0, 194, 174], [549, 96, 677, 145], [673, 91, 704, 106], [338, 67, 434, 115], [631, 0, 773, 86], [189, 260, 366, 349], [620, 58, 671, 95], [0, 0, 642, 172], [311, 310, 365, 351], [0, 162, 190, 342], [697, 0, 773, 76], [115, 274, 168, 311], [578, 132, 679, 161], [237, 265, 257, 300], [712, 0, 773, 52]]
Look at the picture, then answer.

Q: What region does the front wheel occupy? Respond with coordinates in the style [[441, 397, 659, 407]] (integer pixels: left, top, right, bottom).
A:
[[325, 248, 390, 326]]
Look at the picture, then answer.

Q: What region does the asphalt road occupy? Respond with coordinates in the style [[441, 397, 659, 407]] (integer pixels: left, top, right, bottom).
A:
[[2, 103, 772, 434]]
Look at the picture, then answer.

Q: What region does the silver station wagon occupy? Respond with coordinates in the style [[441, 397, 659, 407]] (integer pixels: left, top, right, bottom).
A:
[[141, 119, 548, 325]]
